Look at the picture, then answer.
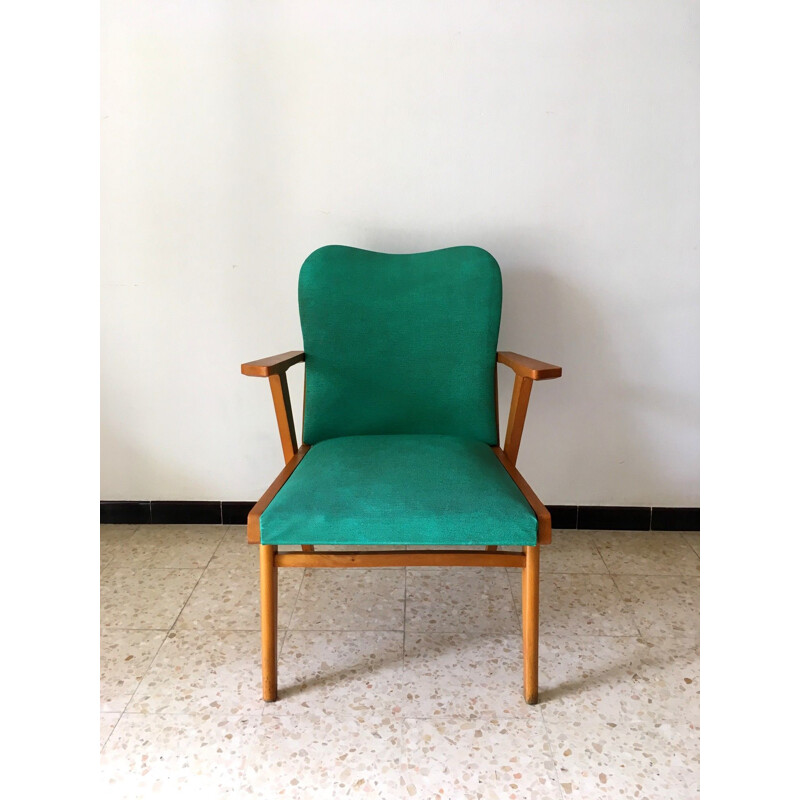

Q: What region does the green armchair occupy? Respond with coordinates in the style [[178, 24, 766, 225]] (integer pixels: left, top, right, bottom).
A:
[[242, 245, 561, 704]]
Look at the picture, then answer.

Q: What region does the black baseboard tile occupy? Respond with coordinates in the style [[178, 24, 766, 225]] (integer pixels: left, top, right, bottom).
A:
[[222, 502, 254, 525], [548, 505, 578, 529], [150, 501, 222, 525], [577, 505, 652, 531], [100, 501, 151, 525], [101, 501, 699, 533], [651, 507, 700, 531]]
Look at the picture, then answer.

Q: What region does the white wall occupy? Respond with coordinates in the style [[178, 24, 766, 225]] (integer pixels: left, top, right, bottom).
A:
[[101, 0, 699, 506]]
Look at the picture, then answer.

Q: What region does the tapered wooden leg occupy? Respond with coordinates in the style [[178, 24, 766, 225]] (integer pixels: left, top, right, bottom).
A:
[[260, 544, 278, 701], [522, 545, 540, 704]]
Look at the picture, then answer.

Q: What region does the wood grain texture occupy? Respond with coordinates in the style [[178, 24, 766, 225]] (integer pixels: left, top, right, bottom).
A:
[[260, 544, 278, 701], [503, 374, 533, 466], [246, 445, 310, 544], [268, 372, 298, 464], [492, 446, 552, 545], [241, 350, 305, 377], [274, 550, 525, 568], [522, 545, 540, 704], [497, 351, 562, 380]]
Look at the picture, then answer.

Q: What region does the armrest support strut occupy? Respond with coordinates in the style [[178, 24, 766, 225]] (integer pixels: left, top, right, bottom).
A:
[[241, 351, 305, 463], [497, 351, 562, 465]]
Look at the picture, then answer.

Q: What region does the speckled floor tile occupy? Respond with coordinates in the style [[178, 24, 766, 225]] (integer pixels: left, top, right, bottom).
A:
[[248, 713, 406, 797], [613, 575, 700, 638], [401, 716, 562, 799], [206, 527, 259, 567], [100, 712, 121, 751], [539, 635, 648, 703], [401, 632, 533, 718], [100, 525, 139, 571], [101, 524, 140, 539], [682, 531, 700, 557], [405, 568, 519, 633], [635, 637, 700, 726], [100, 567, 202, 629], [112, 524, 226, 569], [97, 523, 700, 799], [101, 712, 258, 797], [101, 712, 405, 798], [543, 709, 699, 798], [208, 531, 306, 568], [538, 532, 611, 574], [128, 629, 265, 715], [595, 531, 700, 576], [539, 635, 699, 728], [289, 568, 405, 630], [100, 628, 168, 711], [175, 564, 302, 630], [265, 630, 404, 715], [509, 574, 639, 636]]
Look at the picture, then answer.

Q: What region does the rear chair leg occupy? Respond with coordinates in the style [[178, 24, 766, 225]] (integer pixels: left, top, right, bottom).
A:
[[522, 545, 540, 704], [260, 545, 278, 701]]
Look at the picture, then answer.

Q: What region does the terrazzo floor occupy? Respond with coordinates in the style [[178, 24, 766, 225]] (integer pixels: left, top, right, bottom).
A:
[[100, 525, 700, 799]]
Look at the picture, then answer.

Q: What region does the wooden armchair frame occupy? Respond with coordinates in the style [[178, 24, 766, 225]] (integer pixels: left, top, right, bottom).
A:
[[242, 349, 562, 704]]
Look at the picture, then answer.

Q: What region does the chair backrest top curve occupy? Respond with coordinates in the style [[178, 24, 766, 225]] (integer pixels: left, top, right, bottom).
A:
[[298, 244, 502, 444]]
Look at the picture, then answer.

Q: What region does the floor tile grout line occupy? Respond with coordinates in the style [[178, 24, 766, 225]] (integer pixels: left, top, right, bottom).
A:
[[538, 703, 568, 800], [106, 563, 697, 577], [402, 566, 407, 674], [607, 572, 645, 639], [101, 550, 216, 722], [278, 567, 305, 656], [680, 530, 701, 558], [100, 528, 699, 773], [282, 564, 308, 646], [101, 627, 696, 641], [115, 548, 214, 719], [504, 566, 521, 618], [100, 711, 124, 753]]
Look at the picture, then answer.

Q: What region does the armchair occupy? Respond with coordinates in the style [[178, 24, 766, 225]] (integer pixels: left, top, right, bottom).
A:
[[242, 245, 561, 704]]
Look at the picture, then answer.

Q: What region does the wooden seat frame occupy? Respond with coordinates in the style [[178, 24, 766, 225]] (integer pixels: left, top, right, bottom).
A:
[[242, 350, 562, 704]]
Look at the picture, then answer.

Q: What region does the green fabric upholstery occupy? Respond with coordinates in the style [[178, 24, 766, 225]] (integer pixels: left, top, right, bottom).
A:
[[260, 435, 538, 547], [299, 245, 502, 445]]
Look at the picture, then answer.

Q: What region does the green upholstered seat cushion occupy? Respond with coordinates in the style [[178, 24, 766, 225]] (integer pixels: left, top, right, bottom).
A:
[[299, 246, 502, 445], [260, 435, 538, 547]]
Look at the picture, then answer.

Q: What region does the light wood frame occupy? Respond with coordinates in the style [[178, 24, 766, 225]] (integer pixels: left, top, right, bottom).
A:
[[241, 348, 562, 704]]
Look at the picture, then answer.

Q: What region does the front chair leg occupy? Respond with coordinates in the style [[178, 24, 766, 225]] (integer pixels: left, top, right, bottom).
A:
[[260, 545, 278, 701], [522, 545, 540, 704]]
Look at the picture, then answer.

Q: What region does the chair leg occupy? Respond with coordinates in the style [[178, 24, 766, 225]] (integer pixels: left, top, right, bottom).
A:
[[260, 544, 278, 701], [522, 545, 540, 704]]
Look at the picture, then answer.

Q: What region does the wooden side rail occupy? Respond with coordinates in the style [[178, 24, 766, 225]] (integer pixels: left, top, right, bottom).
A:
[[492, 446, 552, 545], [246, 445, 310, 544], [274, 549, 526, 568]]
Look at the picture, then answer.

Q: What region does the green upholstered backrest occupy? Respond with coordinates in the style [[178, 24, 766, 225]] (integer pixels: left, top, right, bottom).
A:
[[299, 245, 502, 444]]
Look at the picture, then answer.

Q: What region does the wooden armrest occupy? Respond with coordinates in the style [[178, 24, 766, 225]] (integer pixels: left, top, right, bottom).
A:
[[241, 350, 304, 463], [497, 351, 562, 380], [241, 351, 305, 377]]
